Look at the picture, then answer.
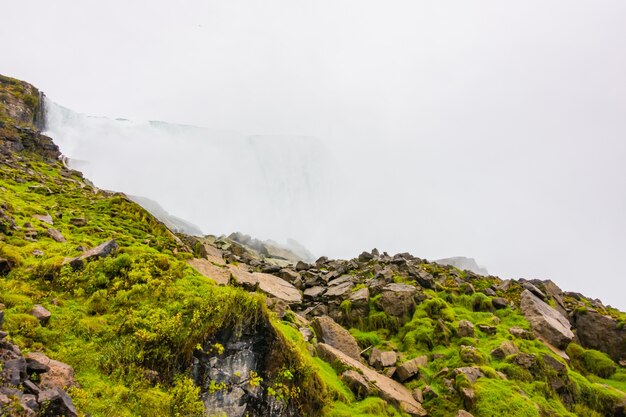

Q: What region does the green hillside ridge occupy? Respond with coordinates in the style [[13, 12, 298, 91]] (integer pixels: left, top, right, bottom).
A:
[[1, 75, 625, 417]]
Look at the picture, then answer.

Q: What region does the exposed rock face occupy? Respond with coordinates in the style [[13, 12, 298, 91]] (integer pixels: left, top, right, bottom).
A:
[[520, 290, 574, 349], [574, 309, 626, 362], [187, 258, 230, 285], [381, 283, 417, 317], [25, 352, 76, 389], [316, 343, 427, 416], [341, 370, 370, 398], [311, 316, 361, 361], [193, 321, 298, 417]]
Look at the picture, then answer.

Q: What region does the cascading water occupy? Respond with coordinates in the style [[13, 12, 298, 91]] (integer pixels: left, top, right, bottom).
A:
[[43, 99, 337, 252]]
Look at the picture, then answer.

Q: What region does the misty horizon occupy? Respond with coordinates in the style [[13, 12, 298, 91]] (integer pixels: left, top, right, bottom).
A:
[[2, 1, 625, 311]]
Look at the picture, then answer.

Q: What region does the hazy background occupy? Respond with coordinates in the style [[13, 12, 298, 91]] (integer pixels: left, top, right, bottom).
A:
[[2, 1, 625, 310]]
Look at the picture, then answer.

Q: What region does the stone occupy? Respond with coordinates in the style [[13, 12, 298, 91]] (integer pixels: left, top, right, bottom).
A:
[[67, 239, 119, 268], [509, 326, 534, 340], [2, 357, 27, 385], [513, 353, 537, 369], [358, 251, 374, 261], [574, 309, 626, 362], [316, 343, 427, 416], [492, 297, 508, 309], [325, 281, 354, 299], [295, 261, 310, 271], [229, 265, 302, 304], [303, 286, 325, 300], [299, 327, 314, 342], [542, 354, 567, 375], [490, 341, 520, 359], [37, 388, 78, 417], [25, 352, 76, 389], [454, 366, 484, 384], [477, 324, 497, 335], [460, 386, 476, 409], [381, 283, 417, 317], [483, 288, 496, 297], [458, 320, 475, 338], [69, 217, 86, 226], [34, 213, 54, 225], [520, 290, 574, 349], [46, 228, 66, 243], [341, 370, 371, 398], [396, 355, 427, 382], [412, 388, 423, 403], [522, 281, 547, 300], [279, 268, 300, 284], [460, 346, 484, 364], [369, 348, 398, 369], [311, 316, 361, 361], [30, 304, 51, 325], [187, 258, 230, 285], [456, 411, 475, 417]]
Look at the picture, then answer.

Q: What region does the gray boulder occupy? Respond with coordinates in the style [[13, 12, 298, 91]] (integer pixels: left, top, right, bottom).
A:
[[520, 290, 574, 349]]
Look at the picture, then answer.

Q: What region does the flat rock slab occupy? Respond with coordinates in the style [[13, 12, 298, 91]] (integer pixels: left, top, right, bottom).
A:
[[312, 316, 361, 361], [520, 290, 574, 349], [317, 343, 427, 416], [229, 264, 302, 304], [187, 258, 230, 285]]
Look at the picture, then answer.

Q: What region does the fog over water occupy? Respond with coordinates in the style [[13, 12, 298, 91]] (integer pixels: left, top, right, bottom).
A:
[[2, 1, 626, 309]]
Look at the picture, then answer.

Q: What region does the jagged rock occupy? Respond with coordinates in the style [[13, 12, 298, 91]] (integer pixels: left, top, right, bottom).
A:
[[381, 283, 417, 317], [508, 326, 534, 340], [522, 282, 547, 300], [358, 251, 374, 261], [295, 261, 310, 271], [25, 352, 76, 389], [279, 268, 300, 284], [342, 287, 370, 323], [369, 348, 397, 369], [412, 388, 423, 403], [477, 324, 496, 335], [542, 354, 567, 375], [458, 320, 475, 338], [423, 385, 438, 400], [303, 286, 325, 300], [299, 326, 314, 342], [491, 341, 520, 359], [46, 228, 66, 243], [316, 343, 427, 416], [454, 366, 484, 384], [67, 239, 118, 268], [574, 309, 626, 362], [396, 355, 427, 382], [513, 353, 537, 369], [33, 214, 54, 225], [311, 316, 361, 360], [520, 290, 574, 349], [325, 281, 354, 299], [408, 267, 435, 289], [229, 265, 302, 304], [492, 297, 508, 310], [3, 357, 27, 385], [37, 387, 77, 417], [341, 370, 371, 398], [30, 305, 51, 325], [22, 380, 41, 395], [483, 288, 496, 297]]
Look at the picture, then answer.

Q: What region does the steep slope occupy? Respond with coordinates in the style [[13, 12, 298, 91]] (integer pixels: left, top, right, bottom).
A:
[[1, 75, 626, 417]]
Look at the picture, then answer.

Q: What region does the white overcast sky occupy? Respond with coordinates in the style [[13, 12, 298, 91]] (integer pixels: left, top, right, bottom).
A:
[[2, 1, 626, 310]]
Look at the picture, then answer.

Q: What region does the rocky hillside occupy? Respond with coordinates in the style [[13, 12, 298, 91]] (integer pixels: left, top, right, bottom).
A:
[[1, 75, 625, 417]]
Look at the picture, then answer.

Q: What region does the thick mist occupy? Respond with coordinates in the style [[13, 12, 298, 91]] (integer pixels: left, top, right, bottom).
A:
[[3, 0, 626, 310]]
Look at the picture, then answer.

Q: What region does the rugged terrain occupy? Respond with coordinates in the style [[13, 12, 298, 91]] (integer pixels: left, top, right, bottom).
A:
[[1, 75, 625, 417]]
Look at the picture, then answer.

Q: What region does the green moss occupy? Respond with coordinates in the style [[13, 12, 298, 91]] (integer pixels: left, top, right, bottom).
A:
[[325, 397, 407, 417], [473, 378, 539, 417], [567, 343, 617, 378]]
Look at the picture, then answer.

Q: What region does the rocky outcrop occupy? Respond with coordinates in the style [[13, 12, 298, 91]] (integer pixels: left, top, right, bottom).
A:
[[520, 290, 574, 349], [66, 239, 119, 268], [316, 343, 427, 416], [230, 265, 302, 304], [381, 283, 417, 317], [573, 309, 626, 362], [311, 316, 361, 361]]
